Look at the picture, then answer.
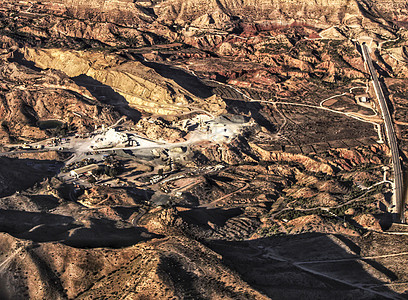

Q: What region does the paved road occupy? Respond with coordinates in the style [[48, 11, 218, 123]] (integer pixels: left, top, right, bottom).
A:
[[361, 43, 405, 223]]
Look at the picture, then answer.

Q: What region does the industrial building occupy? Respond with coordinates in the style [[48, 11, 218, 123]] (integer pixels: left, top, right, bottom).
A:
[[70, 164, 100, 178]]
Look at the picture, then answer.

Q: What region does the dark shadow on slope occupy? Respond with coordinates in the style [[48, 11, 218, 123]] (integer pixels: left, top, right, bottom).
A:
[[157, 256, 207, 300], [27, 248, 67, 298], [71, 75, 141, 122], [63, 217, 162, 248], [0, 209, 77, 242], [0, 157, 63, 198], [125, 186, 155, 202], [112, 206, 141, 220], [375, 50, 393, 76], [0, 277, 11, 300], [0, 209, 162, 248], [208, 233, 405, 300], [378, 77, 395, 116], [379, 211, 394, 231], [333, 232, 396, 280], [333, 234, 362, 255], [178, 207, 243, 229], [8, 51, 43, 72], [138, 60, 214, 99], [224, 99, 277, 133], [355, 0, 396, 33], [28, 195, 61, 211], [156, 249, 259, 299]]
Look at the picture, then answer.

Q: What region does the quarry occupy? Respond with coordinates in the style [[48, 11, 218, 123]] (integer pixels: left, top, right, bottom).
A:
[[1, 0, 408, 299]]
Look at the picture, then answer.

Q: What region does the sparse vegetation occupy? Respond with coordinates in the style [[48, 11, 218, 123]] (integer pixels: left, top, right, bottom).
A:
[[1, 0, 408, 298]]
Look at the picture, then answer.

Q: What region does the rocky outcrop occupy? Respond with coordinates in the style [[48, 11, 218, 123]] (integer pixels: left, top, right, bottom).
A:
[[195, 138, 258, 165], [1, 0, 402, 50], [0, 157, 59, 197], [24, 48, 226, 116], [40, 0, 156, 25], [285, 214, 359, 236], [249, 142, 334, 174], [0, 60, 119, 142], [78, 186, 142, 207], [353, 213, 382, 231], [0, 231, 267, 300], [135, 118, 187, 142], [155, 0, 361, 26], [329, 145, 386, 171], [49, 19, 154, 47]]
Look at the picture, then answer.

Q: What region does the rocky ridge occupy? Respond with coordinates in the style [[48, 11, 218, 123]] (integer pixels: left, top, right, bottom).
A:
[[0, 0, 408, 298], [24, 48, 226, 116]]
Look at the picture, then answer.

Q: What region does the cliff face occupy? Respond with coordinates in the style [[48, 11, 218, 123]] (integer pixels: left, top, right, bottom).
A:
[[1, 0, 381, 28], [39, 0, 155, 24], [24, 48, 226, 116], [155, 0, 361, 25], [1, 0, 401, 50], [1, 1, 408, 299], [41, 0, 362, 28], [29, 0, 361, 20], [369, 0, 408, 22]]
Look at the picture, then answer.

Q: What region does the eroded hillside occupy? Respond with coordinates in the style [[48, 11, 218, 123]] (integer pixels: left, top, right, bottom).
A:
[[1, 0, 408, 299]]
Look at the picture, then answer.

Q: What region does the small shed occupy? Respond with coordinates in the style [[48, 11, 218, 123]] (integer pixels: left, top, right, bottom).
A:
[[356, 93, 370, 103]]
